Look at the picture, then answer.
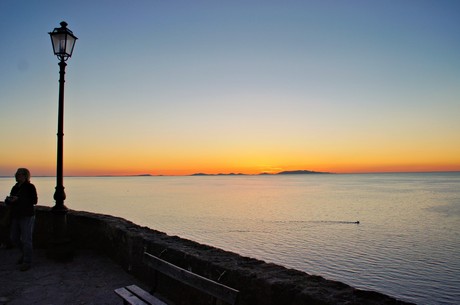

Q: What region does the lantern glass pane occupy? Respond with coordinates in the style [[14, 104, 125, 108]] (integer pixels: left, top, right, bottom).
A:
[[65, 35, 76, 56], [51, 33, 67, 55]]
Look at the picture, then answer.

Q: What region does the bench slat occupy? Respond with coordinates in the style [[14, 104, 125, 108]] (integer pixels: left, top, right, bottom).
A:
[[125, 285, 168, 305], [143, 252, 239, 305], [114, 287, 149, 305]]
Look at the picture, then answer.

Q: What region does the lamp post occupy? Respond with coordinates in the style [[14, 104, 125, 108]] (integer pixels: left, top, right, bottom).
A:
[[48, 21, 77, 260], [49, 21, 77, 211]]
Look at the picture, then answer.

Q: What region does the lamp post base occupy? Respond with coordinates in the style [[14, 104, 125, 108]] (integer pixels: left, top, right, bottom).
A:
[[46, 206, 74, 261]]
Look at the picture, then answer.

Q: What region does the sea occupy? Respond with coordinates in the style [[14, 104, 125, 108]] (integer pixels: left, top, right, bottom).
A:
[[1, 172, 459, 305]]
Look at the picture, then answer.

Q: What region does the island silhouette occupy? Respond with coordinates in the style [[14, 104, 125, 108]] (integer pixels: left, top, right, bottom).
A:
[[191, 170, 331, 176]]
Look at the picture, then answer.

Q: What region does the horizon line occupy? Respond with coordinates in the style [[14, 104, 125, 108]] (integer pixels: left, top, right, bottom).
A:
[[1, 170, 459, 178]]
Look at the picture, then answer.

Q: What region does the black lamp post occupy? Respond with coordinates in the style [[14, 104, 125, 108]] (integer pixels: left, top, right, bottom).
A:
[[49, 21, 77, 211], [48, 21, 77, 260]]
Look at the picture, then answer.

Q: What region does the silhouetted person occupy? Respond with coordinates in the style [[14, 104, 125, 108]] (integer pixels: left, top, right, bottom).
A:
[[5, 168, 38, 271]]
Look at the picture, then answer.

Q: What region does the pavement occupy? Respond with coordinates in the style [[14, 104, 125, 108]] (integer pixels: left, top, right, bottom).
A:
[[0, 247, 146, 305]]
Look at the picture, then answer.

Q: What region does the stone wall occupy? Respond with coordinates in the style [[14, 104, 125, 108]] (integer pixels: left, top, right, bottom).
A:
[[34, 206, 414, 305]]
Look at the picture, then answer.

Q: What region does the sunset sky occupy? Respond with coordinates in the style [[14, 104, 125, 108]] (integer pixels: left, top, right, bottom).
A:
[[1, 0, 459, 176]]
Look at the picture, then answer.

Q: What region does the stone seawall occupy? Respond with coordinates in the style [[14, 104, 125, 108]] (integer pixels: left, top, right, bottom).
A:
[[34, 206, 414, 305]]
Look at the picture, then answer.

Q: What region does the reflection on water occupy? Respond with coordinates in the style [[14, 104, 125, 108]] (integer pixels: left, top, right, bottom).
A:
[[1, 173, 459, 305]]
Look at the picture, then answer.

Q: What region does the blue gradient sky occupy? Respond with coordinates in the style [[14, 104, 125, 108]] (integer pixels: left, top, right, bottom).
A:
[[1, 0, 459, 176]]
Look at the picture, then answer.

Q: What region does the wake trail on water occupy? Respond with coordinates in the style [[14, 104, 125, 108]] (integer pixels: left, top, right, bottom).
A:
[[313, 220, 360, 224], [272, 220, 360, 225]]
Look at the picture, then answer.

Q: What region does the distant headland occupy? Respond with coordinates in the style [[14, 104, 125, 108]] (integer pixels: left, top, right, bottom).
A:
[[191, 170, 331, 176], [276, 170, 331, 175], [1, 170, 332, 178]]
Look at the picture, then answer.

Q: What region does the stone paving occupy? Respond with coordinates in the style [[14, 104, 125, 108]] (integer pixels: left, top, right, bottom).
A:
[[0, 248, 146, 305]]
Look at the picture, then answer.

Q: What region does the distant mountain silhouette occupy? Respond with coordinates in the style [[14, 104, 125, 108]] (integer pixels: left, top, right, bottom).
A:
[[191, 173, 245, 176], [276, 170, 330, 175], [191, 170, 331, 176]]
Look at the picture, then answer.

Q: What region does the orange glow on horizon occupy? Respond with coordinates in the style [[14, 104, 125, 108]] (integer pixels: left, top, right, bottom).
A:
[[31, 162, 460, 177], [4, 147, 459, 177]]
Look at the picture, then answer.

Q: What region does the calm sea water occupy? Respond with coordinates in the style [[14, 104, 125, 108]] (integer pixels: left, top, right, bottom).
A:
[[1, 173, 459, 305]]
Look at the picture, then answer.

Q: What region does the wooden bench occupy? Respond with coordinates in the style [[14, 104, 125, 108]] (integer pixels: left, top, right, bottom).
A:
[[115, 251, 239, 305]]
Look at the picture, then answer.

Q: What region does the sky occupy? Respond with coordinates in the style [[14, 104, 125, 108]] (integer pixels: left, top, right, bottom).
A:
[[1, 0, 459, 176]]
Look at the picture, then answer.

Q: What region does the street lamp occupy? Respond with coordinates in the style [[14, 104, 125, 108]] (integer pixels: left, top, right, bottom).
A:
[[49, 21, 77, 212], [48, 21, 77, 260]]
